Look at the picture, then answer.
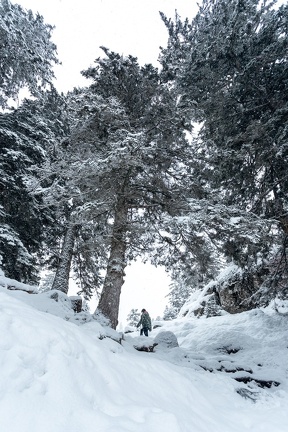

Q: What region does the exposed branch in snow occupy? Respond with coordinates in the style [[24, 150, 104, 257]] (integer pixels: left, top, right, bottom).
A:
[[0, 275, 38, 294]]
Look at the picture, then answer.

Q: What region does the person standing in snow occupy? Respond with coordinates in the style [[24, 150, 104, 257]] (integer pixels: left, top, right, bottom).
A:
[[137, 308, 152, 336]]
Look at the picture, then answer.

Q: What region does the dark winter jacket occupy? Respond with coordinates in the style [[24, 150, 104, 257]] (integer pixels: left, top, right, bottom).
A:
[[137, 311, 152, 331]]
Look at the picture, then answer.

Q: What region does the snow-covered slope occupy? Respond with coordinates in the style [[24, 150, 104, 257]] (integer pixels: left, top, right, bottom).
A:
[[0, 284, 288, 432]]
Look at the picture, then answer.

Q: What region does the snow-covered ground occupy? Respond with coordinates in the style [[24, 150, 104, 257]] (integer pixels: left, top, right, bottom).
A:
[[0, 276, 288, 432]]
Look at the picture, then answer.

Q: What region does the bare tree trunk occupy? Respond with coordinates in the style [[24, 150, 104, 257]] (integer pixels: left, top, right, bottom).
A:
[[52, 223, 77, 294], [95, 195, 128, 329]]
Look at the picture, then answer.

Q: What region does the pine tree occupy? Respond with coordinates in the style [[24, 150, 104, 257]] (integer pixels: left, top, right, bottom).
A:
[[84, 49, 195, 328], [163, 305, 176, 321], [0, 90, 68, 282], [159, 0, 288, 275], [126, 308, 140, 327], [0, 0, 61, 282], [0, 0, 58, 108], [48, 48, 193, 328], [165, 279, 194, 318], [39, 271, 54, 292]]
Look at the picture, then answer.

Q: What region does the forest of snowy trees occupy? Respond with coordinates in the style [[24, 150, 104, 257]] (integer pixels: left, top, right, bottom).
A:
[[1, 0, 288, 328]]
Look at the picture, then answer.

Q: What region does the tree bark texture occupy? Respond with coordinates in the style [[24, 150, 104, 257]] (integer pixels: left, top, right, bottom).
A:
[[96, 195, 128, 329], [52, 223, 77, 294]]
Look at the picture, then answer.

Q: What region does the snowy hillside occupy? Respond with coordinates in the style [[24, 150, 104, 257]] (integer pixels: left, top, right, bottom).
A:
[[0, 282, 288, 432]]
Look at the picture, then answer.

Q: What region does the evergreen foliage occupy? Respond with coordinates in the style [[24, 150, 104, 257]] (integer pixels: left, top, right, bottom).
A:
[[126, 308, 140, 327], [160, 0, 288, 301], [0, 0, 59, 108], [161, 0, 288, 226], [55, 48, 194, 327], [165, 279, 194, 319], [1, 0, 287, 323], [163, 305, 176, 321], [0, 91, 67, 282]]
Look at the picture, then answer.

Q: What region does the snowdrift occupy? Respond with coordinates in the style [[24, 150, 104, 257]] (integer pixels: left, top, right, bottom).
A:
[[0, 283, 288, 432]]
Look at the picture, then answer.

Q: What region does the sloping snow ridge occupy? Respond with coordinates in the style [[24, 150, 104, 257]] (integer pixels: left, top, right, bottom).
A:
[[0, 280, 288, 432]]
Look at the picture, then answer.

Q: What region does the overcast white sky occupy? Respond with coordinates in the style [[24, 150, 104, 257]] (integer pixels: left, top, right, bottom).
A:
[[13, 0, 199, 323]]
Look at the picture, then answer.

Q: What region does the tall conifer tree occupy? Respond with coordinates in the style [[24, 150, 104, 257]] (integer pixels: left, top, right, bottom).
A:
[[160, 0, 288, 272], [57, 48, 192, 328]]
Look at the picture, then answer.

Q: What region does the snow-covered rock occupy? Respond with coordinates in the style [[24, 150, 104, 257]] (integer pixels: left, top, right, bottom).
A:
[[154, 330, 179, 348]]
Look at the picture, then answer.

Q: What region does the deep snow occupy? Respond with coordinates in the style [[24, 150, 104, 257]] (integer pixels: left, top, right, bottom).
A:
[[0, 274, 288, 432]]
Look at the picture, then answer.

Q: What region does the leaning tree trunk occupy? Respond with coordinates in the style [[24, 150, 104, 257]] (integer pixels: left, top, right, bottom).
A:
[[95, 195, 128, 329], [52, 222, 77, 294]]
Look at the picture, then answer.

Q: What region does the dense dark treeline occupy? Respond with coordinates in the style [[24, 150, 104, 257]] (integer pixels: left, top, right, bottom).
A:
[[0, 0, 287, 327]]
